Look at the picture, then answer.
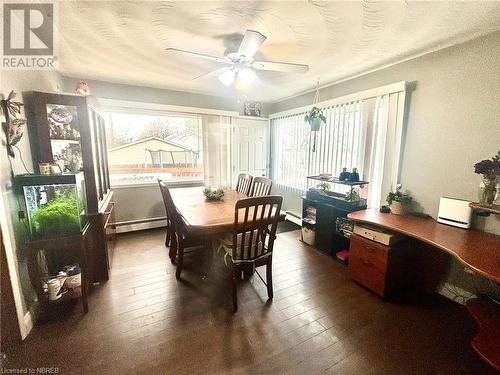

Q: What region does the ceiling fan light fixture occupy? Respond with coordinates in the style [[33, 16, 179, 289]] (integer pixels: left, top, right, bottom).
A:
[[218, 69, 235, 87], [236, 68, 256, 89]]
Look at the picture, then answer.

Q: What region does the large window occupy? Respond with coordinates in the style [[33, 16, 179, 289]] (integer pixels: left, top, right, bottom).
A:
[[104, 111, 203, 185], [271, 100, 364, 194], [271, 83, 408, 208]]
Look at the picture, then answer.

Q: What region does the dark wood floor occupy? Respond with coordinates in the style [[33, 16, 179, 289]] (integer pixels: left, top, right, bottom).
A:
[[3, 229, 494, 374]]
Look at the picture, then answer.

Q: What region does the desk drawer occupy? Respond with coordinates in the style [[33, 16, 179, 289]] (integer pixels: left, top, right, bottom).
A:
[[349, 234, 390, 296], [349, 254, 386, 296], [349, 234, 389, 270]]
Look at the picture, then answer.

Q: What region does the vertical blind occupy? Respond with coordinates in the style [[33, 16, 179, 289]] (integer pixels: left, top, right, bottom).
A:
[[270, 83, 407, 208], [271, 100, 363, 194]]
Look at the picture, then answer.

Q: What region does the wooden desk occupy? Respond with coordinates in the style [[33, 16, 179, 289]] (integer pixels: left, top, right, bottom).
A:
[[347, 209, 500, 283], [170, 187, 285, 236], [348, 209, 500, 370]]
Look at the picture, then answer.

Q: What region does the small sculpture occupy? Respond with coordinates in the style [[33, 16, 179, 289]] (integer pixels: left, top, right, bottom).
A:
[[339, 167, 350, 181], [76, 81, 90, 96], [349, 168, 360, 182]]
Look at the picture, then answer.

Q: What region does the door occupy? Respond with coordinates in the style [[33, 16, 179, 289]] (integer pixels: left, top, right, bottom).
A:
[[232, 117, 269, 187]]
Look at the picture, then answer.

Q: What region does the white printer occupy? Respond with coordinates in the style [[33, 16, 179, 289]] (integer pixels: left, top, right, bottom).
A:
[[437, 197, 473, 229]]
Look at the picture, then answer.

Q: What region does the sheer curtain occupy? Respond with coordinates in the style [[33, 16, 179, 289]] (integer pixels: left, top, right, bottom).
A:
[[202, 114, 232, 188], [270, 83, 408, 209]]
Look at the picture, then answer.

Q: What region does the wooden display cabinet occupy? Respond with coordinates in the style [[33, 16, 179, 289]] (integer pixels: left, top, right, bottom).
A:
[[24, 91, 115, 282]]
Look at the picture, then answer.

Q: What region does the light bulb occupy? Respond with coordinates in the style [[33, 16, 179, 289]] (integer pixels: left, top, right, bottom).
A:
[[218, 69, 235, 87], [236, 68, 256, 89]]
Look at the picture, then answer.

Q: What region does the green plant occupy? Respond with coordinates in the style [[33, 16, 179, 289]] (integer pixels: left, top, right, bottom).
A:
[[386, 184, 412, 205], [345, 188, 360, 202], [304, 106, 326, 126], [31, 196, 80, 237], [203, 187, 224, 200], [316, 182, 330, 191]]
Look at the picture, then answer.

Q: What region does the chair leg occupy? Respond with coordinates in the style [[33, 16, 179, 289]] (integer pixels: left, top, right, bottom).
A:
[[169, 233, 177, 264], [266, 256, 273, 300], [231, 265, 238, 313], [165, 226, 171, 247], [176, 241, 184, 280]]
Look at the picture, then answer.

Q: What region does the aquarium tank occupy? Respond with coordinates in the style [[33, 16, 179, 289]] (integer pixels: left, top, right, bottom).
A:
[[15, 173, 87, 239]]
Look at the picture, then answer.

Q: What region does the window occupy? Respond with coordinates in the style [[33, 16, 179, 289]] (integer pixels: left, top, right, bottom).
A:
[[271, 100, 364, 194], [271, 83, 408, 208], [104, 111, 203, 186]]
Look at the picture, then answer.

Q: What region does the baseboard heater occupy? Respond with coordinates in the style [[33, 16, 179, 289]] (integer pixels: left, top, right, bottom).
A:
[[115, 216, 167, 233], [285, 210, 302, 226]]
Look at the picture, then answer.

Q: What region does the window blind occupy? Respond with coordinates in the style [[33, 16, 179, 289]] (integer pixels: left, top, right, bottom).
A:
[[270, 82, 408, 208]]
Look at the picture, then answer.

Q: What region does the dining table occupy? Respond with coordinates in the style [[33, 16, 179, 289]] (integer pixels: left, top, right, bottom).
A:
[[169, 186, 286, 237]]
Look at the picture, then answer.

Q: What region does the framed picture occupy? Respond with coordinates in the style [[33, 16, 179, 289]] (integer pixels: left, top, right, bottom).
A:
[[244, 101, 262, 117]]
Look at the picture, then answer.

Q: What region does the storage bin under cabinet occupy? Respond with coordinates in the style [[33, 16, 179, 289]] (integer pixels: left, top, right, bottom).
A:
[[348, 234, 412, 297], [24, 91, 114, 282]]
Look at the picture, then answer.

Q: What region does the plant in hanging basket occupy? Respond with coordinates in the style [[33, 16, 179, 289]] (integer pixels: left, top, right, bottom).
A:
[[304, 107, 326, 131]]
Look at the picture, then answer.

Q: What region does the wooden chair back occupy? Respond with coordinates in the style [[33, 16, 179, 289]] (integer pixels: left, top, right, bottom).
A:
[[250, 177, 273, 197], [158, 179, 170, 221], [235, 173, 253, 195], [158, 181, 184, 236], [230, 195, 283, 262]]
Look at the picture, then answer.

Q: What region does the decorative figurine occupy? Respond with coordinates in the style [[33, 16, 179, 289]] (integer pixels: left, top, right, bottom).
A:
[[339, 167, 350, 181], [76, 81, 90, 96], [349, 167, 360, 182]]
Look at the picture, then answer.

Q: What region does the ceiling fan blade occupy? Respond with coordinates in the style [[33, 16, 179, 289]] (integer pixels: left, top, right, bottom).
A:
[[166, 48, 231, 65], [252, 60, 309, 73], [237, 30, 266, 59], [193, 66, 231, 80]]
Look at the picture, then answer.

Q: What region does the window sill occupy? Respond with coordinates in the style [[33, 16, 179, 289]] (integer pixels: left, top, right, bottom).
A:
[[111, 180, 204, 189]]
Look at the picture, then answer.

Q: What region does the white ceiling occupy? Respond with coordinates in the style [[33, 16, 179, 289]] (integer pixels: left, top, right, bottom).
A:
[[58, 1, 500, 102]]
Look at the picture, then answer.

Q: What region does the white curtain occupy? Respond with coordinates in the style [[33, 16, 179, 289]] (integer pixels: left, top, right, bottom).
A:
[[202, 114, 232, 188], [363, 92, 407, 208]]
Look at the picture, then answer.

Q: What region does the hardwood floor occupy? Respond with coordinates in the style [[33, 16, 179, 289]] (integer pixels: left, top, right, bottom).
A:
[[3, 229, 494, 374]]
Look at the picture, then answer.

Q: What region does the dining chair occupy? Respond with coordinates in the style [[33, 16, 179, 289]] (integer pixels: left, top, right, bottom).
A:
[[158, 179, 173, 251], [158, 181, 205, 278], [235, 173, 253, 195], [217, 195, 283, 312], [250, 177, 273, 197]]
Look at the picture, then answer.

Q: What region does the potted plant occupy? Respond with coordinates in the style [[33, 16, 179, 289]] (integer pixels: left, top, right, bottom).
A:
[[304, 106, 326, 131], [474, 151, 500, 206], [316, 182, 330, 193], [386, 184, 412, 215]]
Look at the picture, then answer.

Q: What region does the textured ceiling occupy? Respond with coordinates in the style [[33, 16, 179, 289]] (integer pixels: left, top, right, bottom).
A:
[[57, 1, 500, 102]]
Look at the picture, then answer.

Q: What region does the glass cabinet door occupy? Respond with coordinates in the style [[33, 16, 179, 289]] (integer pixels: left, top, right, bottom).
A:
[[46, 103, 83, 174]]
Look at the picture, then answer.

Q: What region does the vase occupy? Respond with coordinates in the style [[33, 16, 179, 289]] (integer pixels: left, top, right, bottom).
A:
[[478, 178, 498, 206], [390, 201, 408, 215], [310, 118, 322, 131]]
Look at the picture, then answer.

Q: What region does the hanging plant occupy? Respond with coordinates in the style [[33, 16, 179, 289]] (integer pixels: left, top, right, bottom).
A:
[[304, 106, 326, 131]]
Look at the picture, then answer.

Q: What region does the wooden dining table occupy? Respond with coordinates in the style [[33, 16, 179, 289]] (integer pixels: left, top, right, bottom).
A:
[[169, 186, 286, 237]]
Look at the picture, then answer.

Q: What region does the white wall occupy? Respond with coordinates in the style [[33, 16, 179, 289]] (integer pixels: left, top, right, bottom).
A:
[[270, 31, 500, 293], [0, 70, 62, 337], [60, 76, 271, 116]]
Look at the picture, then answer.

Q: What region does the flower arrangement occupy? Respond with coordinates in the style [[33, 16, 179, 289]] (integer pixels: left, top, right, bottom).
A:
[[474, 151, 500, 205], [474, 151, 500, 180], [203, 187, 224, 200]]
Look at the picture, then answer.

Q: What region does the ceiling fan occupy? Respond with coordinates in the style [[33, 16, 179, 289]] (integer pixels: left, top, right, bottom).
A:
[[166, 30, 309, 87]]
